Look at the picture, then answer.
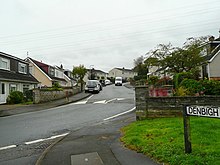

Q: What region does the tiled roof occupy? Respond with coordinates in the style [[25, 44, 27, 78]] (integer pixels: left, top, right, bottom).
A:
[[115, 67, 134, 72], [0, 52, 28, 64], [27, 57, 67, 82], [0, 69, 39, 83]]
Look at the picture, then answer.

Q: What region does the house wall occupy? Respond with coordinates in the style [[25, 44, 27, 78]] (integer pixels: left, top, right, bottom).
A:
[[108, 68, 122, 78], [209, 51, 220, 80], [108, 68, 136, 79], [29, 63, 52, 87], [0, 81, 36, 104]]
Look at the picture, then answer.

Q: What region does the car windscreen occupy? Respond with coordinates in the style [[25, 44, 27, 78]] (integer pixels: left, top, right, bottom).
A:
[[116, 78, 122, 81]]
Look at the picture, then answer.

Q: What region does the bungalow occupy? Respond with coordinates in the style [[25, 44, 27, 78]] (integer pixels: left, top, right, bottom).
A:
[[0, 52, 38, 104], [26, 57, 71, 87]]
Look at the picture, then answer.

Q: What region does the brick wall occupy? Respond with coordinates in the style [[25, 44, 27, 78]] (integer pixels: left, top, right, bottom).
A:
[[33, 87, 81, 104], [135, 86, 220, 120]]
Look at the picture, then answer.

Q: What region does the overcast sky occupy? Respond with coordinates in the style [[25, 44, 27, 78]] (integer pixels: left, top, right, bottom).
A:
[[1, 0, 220, 72]]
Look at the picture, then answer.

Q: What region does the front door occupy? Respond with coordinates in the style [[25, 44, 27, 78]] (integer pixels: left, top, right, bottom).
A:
[[0, 82, 6, 104]]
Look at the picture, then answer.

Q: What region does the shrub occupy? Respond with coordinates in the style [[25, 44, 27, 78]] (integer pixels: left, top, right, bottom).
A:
[[179, 79, 203, 95], [148, 76, 159, 85], [200, 79, 220, 95], [7, 91, 24, 104], [23, 90, 33, 102], [175, 86, 190, 96], [174, 72, 194, 88]]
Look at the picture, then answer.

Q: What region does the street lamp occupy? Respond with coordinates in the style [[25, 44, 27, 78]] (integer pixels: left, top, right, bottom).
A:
[[90, 65, 94, 80]]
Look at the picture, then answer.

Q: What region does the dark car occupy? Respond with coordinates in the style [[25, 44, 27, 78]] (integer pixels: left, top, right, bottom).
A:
[[85, 80, 102, 93]]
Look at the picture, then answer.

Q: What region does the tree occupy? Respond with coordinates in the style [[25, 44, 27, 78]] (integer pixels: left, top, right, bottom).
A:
[[72, 65, 87, 91], [133, 56, 148, 80], [147, 37, 208, 77]]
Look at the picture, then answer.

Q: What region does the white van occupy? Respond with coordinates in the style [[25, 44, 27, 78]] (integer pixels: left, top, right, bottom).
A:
[[115, 77, 123, 86]]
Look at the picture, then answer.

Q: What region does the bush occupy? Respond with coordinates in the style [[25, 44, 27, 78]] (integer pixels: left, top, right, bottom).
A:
[[200, 79, 220, 95], [7, 91, 24, 104], [174, 72, 194, 88], [179, 79, 203, 95], [148, 76, 159, 85], [23, 90, 33, 102], [175, 86, 190, 96]]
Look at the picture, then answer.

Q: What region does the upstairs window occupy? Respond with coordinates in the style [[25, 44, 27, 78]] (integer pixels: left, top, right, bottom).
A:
[[0, 57, 10, 70], [50, 67, 55, 76], [19, 62, 27, 74]]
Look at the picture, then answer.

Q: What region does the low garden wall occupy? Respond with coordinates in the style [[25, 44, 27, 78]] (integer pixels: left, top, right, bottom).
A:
[[33, 87, 81, 104], [135, 86, 220, 120]]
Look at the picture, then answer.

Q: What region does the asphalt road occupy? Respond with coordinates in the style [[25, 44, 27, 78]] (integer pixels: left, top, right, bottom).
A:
[[0, 84, 135, 164]]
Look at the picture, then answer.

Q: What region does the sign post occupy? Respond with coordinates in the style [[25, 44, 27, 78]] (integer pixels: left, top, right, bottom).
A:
[[183, 105, 220, 154], [183, 105, 192, 154]]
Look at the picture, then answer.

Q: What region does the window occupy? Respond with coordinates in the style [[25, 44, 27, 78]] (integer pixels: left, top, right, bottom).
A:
[[0, 57, 10, 70], [10, 84, 17, 92], [0, 83, 5, 94], [50, 67, 55, 76], [19, 62, 27, 74], [29, 65, 33, 74], [23, 84, 29, 93]]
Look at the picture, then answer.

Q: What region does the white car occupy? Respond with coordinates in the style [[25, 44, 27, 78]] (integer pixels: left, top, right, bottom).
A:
[[105, 79, 111, 85]]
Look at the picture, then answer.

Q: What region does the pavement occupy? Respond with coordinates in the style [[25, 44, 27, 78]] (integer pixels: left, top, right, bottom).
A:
[[0, 88, 160, 165]]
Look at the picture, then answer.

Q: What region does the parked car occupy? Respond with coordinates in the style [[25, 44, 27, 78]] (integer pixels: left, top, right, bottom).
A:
[[105, 79, 111, 85], [85, 80, 102, 93], [99, 79, 106, 87]]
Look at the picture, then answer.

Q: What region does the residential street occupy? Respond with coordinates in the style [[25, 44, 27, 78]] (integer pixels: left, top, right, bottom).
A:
[[0, 84, 159, 165]]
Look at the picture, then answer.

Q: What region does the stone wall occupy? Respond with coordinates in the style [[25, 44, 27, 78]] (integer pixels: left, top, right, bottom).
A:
[[135, 86, 220, 120], [33, 87, 81, 104]]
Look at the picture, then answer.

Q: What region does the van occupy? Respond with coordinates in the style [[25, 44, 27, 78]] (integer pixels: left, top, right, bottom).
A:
[[115, 77, 123, 86]]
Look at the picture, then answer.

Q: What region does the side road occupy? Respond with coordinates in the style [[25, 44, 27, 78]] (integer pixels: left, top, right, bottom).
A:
[[0, 92, 91, 117], [38, 112, 160, 165]]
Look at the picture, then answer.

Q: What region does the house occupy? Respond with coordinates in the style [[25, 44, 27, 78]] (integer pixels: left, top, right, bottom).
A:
[[26, 57, 71, 87], [108, 67, 137, 81], [0, 52, 38, 104], [202, 36, 220, 80], [84, 68, 108, 82], [64, 69, 77, 87]]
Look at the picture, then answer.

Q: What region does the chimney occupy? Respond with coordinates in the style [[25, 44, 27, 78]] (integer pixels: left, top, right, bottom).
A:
[[209, 36, 215, 42]]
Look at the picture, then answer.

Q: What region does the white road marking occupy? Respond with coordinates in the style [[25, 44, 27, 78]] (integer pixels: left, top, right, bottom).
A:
[[25, 132, 70, 145], [25, 139, 44, 145], [0, 145, 17, 151], [105, 98, 116, 104], [0, 132, 70, 150], [93, 100, 106, 104], [72, 95, 94, 105], [105, 98, 126, 104], [86, 95, 94, 101], [46, 133, 69, 140], [72, 101, 87, 105], [103, 107, 136, 121], [117, 98, 126, 101]]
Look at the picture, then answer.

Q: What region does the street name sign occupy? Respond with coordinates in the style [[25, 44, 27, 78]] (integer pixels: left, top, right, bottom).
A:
[[186, 105, 220, 118], [183, 105, 220, 154]]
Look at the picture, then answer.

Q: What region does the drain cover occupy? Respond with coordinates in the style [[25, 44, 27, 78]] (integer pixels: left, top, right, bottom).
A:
[[71, 152, 103, 165]]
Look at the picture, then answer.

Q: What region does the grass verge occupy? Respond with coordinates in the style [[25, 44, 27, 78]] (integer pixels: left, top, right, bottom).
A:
[[120, 117, 220, 165]]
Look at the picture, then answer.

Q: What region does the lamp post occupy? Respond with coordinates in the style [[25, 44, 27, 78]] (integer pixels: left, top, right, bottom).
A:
[[90, 65, 94, 80]]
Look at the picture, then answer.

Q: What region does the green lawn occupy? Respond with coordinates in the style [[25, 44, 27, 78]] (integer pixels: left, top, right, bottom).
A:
[[120, 117, 220, 165]]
